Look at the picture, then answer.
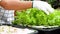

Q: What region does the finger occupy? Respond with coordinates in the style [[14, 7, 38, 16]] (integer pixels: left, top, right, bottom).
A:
[[41, 9, 50, 15], [47, 7, 54, 13], [44, 2, 54, 13]]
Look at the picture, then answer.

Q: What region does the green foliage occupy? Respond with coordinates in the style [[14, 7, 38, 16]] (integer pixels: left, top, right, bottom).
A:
[[12, 8, 60, 26], [48, 10, 60, 26], [47, 0, 56, 4], [47, 0, 57, 7]]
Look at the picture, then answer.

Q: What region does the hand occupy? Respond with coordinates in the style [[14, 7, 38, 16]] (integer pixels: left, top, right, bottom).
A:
[[33, 1, 54, 15]]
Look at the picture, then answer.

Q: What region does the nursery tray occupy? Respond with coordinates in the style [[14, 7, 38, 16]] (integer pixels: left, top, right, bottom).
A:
[[0, 24, 60, 34], [28, 26, 60, 34], [0, 24, 38, 34]]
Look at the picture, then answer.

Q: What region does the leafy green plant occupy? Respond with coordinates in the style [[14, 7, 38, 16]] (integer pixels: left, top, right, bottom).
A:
[[48, 10, 60, 26], [47, 0, 56, 4], [12, 8, 47, 26], [47, 0, 59, 8], [12, 8, 60, 27]]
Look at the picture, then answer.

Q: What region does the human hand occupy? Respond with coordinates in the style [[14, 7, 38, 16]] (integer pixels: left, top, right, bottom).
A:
[[33, 1, 54, 15]]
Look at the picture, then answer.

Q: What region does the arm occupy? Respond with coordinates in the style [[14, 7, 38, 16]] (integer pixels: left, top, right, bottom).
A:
[[0, 0, 54, 15], [0, 0, 32, 10]]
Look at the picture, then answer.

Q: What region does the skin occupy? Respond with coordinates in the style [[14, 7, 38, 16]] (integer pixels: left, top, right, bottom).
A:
[[0, 0, 32, 16], [0, 0, 32, 10], [0, 0, 54, 15]]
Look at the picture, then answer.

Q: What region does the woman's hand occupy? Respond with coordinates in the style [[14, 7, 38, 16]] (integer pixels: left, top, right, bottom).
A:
[[33, 1, 54, 15], [0, 0, 54, 15]]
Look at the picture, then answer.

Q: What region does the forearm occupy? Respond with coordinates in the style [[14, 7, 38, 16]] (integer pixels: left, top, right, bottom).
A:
[[0, 0, 54, 15], [0, 0, 32, 10]]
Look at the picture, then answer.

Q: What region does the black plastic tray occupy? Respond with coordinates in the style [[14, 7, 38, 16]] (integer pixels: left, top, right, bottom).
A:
[[26, 26, 60, 34], [0, 24, 60, 34]]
